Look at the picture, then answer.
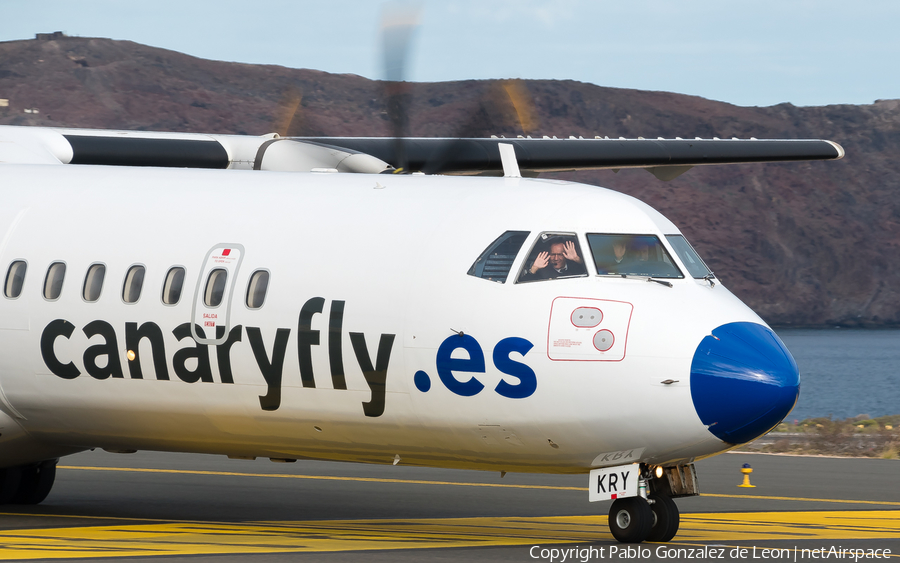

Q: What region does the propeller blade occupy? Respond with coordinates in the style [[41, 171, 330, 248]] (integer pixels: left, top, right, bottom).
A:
[[381, 1, 421, 172], [501, 79, 538, 136], [420, 81, 537, 174], [276, 88, 303, 137]]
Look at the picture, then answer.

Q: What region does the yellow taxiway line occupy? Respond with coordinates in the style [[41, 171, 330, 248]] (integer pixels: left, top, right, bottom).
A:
[[1, 465, 896, 560], [0, 511, 898, 560], [57, 465, 900, 507], [57, 465, 585, 491]]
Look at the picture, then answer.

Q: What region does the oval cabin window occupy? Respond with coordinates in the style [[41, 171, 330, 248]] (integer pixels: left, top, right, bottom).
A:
[[4, 260, 27, 299], [246, 270, 269, 309], [82, 264, 106, 302], [162, 267, 185, 305], [204, 269, 227, 307], [122, 265, 146, 303], [43, 262, 66, 300]]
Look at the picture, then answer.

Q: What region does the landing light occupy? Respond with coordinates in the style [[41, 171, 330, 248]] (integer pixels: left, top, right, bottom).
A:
[[655, 466, 664, 479]]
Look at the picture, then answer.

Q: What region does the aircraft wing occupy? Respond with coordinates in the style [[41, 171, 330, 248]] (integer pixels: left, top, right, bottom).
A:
[[296, 136, 845, 178], [0, 126, 844, 180]]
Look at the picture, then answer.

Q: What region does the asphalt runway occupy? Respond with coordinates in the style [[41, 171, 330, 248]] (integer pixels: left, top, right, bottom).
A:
[[0, 450, 898, 562]]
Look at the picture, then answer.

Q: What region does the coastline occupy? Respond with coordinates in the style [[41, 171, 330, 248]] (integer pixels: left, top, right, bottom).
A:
[[736, 414, 900, 459]]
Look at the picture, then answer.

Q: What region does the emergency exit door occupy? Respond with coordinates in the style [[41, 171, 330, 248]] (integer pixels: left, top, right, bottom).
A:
[[191, 243, 244, 345]]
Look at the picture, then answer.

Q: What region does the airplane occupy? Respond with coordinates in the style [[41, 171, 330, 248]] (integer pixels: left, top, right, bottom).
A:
[[0, 122, 843, 544]]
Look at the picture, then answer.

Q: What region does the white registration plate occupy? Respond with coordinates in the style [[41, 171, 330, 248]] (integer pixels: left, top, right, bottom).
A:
[[588, 463, 639, 502]]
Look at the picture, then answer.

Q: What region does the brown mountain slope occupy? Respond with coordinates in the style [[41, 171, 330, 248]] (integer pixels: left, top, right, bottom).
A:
[[2, 35, 898, 326]]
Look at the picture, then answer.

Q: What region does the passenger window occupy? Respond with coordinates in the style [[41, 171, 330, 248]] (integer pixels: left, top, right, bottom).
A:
[[82, 263, 106, 302], [666, 235, 713, 279], [588, 234, 683, 279], [43, 262, 66, 300], [204, 269, 227, 307], [161, 267, 186, 305], [122, 265, 146, 303], [468, 231, 529, 283], [246, 270, 269, 309], [517, 233, 587, 283], [4, 260, 27, 299]]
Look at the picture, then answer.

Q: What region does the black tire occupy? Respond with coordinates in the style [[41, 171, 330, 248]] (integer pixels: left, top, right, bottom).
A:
[[647, 493, 679, 542], [12, 460, 57, 505], [608, 496, 653, 543], [0, 467, 22, 504]]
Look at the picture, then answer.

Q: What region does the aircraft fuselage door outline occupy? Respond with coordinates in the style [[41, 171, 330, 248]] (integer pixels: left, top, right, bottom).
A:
[[191, 243, 244, 345]]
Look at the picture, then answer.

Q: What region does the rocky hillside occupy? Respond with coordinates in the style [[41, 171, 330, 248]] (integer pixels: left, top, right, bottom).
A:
[[2, 35, 899, 327]]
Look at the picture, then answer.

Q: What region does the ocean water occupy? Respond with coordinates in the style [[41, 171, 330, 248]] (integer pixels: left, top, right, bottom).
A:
[[775, 328, 900, 421]]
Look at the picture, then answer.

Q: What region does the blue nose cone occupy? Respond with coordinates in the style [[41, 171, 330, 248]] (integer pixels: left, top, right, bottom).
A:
[[690, 322, 799, 445]]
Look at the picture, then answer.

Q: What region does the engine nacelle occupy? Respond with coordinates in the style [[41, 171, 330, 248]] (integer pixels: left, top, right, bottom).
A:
[[254, 139, 392, 173]]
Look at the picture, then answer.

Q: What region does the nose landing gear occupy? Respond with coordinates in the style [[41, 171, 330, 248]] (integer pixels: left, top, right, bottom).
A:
[[603, 463, 693, 543]]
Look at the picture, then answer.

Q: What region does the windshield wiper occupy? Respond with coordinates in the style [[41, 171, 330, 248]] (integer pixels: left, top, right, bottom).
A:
[[648, 277, 673, 288], [616, 274, 674, 288], [703, 273, 716, 287]]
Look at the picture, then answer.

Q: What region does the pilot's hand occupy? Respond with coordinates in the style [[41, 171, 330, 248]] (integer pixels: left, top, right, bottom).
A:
[[563, 240, 582, 263], [530, 252, 549, 274]]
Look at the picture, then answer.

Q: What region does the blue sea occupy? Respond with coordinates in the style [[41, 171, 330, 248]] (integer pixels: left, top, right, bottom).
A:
[[775, 328, 900, 421]]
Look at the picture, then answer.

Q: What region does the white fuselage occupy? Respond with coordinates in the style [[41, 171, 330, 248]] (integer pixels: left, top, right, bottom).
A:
[[0, 164, 766, 473]]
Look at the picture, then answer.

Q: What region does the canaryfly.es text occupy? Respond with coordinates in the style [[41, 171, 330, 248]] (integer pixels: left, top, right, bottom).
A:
[[39, 297, 394, 417], [529, 545, 891, 562]]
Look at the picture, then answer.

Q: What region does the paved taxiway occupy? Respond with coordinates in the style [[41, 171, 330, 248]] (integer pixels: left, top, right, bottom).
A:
[[0, 450, 898, 562]]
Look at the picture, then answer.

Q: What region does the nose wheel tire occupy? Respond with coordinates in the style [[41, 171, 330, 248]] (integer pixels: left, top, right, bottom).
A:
[[12, 460, 57, 505], [0, 460, 57, 505], [608, 496, 653, 543], [646, 493, 680, 542]]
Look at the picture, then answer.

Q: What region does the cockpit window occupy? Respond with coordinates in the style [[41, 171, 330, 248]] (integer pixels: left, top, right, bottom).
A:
[[666, 235, 713, 279], [517, 233, 588, 283], [468, 231, 529, 283], [587, 234, 683, 279]]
